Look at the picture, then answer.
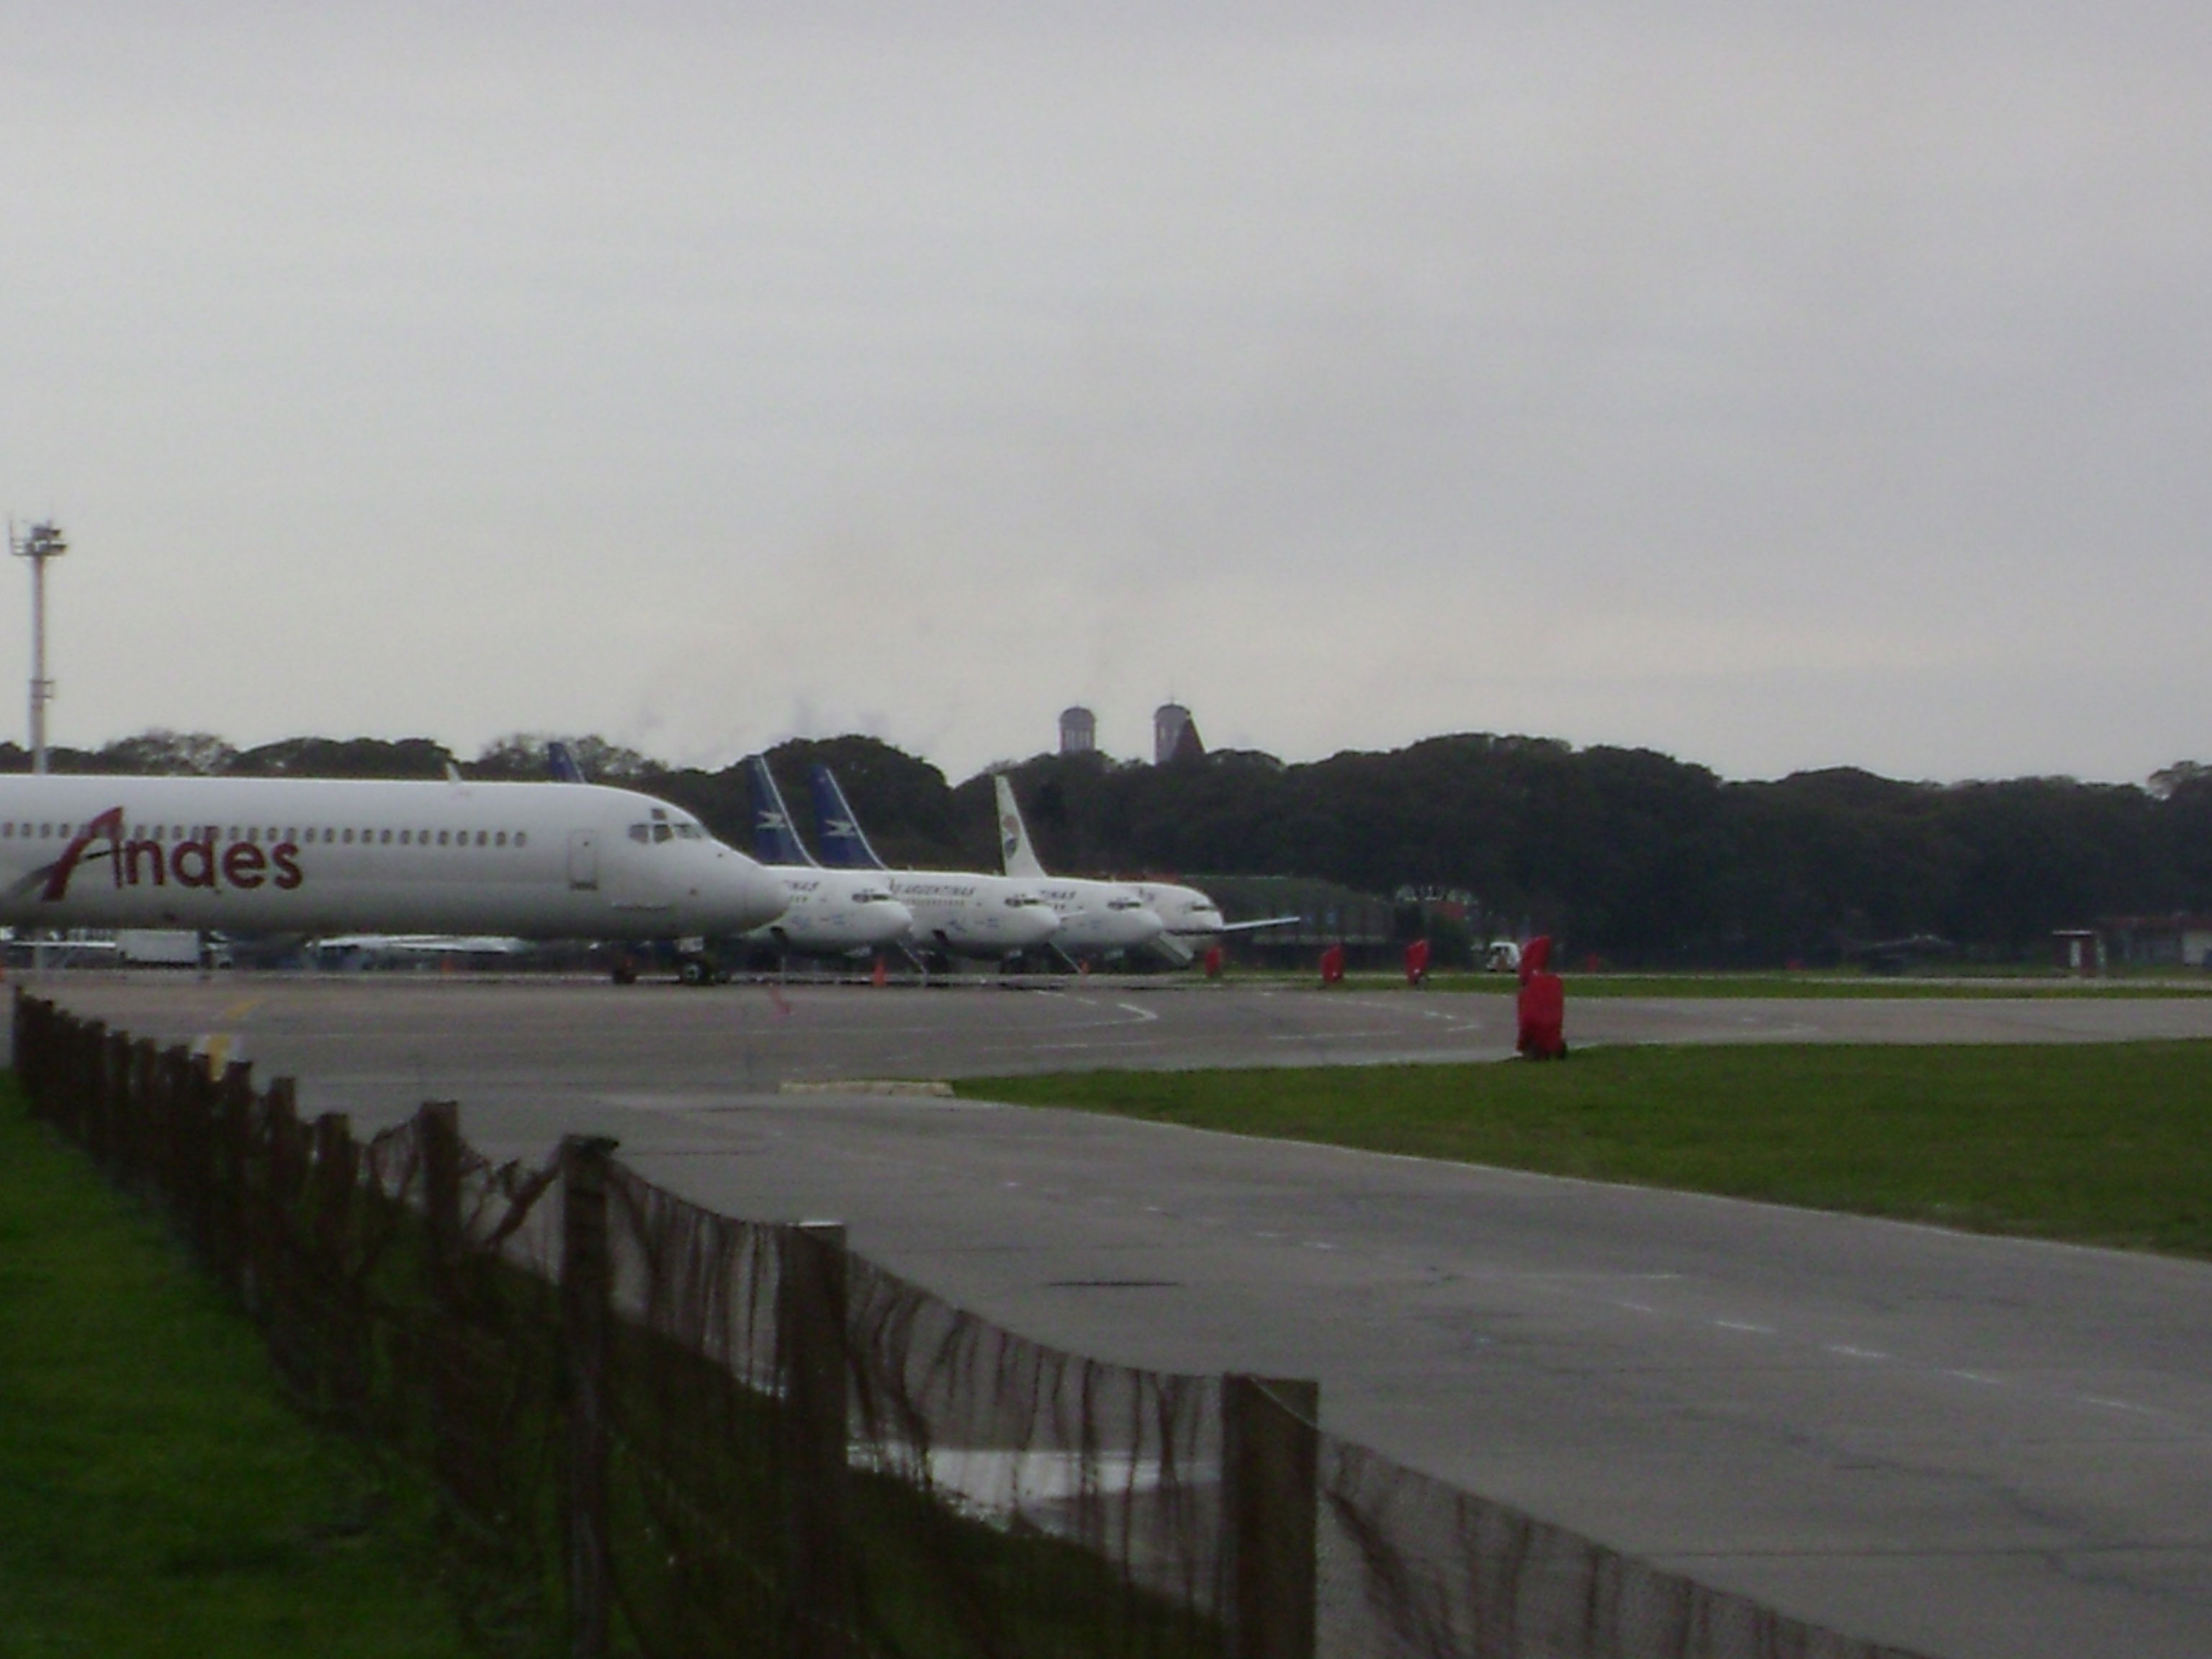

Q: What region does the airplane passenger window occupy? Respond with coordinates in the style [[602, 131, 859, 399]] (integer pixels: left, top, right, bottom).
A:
[[343, 830, 355, 844], [437, 831, 449, 846], [400, 830, 410, 845], [39, 824, 50, 837], [495, 832, 507, 847], [380, 830, 392, 845], [473, 831, 485, 847], [515, 832, 527, 848]]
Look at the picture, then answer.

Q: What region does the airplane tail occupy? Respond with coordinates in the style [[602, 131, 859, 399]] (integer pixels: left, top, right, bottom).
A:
[[992, 774, 1048, 878], [808, 765, 891, 871], [547, 741, 587, 783], [746, 756, 819, 868]]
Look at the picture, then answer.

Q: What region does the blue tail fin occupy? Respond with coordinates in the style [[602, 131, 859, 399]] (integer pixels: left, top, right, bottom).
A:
[[809, 765, 891, 871], [547, 740, 587, 783], [746, 756, 819, 867]]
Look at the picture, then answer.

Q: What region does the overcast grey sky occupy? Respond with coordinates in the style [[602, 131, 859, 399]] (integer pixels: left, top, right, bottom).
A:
[[4, 4, 2208, 783]]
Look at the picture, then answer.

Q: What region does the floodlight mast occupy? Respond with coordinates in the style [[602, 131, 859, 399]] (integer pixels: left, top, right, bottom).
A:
[[10, 519, 68, 775]]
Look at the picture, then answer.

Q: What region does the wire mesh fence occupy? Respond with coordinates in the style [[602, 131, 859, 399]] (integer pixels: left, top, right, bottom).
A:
[[12, 990, 1936, 1659]]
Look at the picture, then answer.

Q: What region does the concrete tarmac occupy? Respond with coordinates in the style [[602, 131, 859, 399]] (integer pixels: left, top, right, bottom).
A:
[[26, 973, 2212, 1658]]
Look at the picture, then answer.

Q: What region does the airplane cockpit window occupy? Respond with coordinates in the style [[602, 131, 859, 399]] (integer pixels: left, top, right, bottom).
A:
[[629, 824, 650, 843], [653, 822, 673, 843], [676, 823, 703, 840]]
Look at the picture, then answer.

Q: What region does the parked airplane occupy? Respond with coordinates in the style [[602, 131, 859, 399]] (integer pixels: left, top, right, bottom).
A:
[[990, 775, 1166, 959], [740, 756, 914, 959], [0, 775, 788, 980], [806, 765, 1061, 963], [1127, 878, 1301, 964]]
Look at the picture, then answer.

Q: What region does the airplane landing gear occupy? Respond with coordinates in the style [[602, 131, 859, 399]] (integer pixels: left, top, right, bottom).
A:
[[677, 953, 726, 986]]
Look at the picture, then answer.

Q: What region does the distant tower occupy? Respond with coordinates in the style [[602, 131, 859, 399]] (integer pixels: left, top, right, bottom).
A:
[[10, 520, 68, 775], [1154, 701, 1204, 765], [1059, 706, 1097, 756]]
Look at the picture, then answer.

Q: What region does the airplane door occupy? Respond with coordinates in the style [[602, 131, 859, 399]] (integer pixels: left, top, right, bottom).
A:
[[567, 830, 599, 891]]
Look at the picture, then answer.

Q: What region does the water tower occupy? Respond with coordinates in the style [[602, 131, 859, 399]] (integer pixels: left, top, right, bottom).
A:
[[1058, 706, 1097, 755]]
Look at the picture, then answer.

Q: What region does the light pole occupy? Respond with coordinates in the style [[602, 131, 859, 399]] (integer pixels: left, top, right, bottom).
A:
[[10, 519, 68, 774]]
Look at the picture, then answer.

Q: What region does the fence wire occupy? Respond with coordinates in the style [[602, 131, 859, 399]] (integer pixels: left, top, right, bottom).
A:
[[12, 991, 1936, 1659]]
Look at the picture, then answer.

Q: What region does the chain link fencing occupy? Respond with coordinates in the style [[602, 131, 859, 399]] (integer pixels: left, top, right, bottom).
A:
[[12, 990, 1935, 1659]]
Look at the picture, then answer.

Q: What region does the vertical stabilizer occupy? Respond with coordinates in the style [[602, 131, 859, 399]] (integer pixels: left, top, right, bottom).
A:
[[808, 765, 891, 871], [993, 774, 1049, 878], [746, 756, 819, 867], [547, 741, 587, 783]]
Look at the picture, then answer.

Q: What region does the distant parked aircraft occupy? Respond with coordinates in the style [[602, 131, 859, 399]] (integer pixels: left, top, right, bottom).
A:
[[739, 756, 914, 960], [990, 775, 1166, 961], [0, 773, 788, 983], [807, 765, 1061, 964]]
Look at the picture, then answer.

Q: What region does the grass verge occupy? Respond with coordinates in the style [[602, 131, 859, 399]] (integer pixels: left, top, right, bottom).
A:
[[0, 1081, 470, 1659], [959, 1042, 2212, 1256], [1334, 971, 2212, 998]]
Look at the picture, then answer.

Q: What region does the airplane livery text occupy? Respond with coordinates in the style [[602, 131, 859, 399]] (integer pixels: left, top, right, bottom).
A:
[[39, 808, 305, 902]]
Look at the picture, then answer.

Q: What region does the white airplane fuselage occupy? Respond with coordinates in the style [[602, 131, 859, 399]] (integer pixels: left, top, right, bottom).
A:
[[1132, 881, 1226, 945], [886, 872, 1061, 959], [746, 867, 914, 956], [1032, 878, 1166, 956], [0, 776, 788, 941]]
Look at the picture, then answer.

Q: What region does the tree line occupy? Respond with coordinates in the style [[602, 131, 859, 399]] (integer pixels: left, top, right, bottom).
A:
[[17, 727, 2212, 965]]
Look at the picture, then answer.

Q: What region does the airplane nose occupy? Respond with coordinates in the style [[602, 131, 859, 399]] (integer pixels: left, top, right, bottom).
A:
[[1125, 905, 1165, 945], [872, 900, 916, 946], [1020, 904, 1061, 948]]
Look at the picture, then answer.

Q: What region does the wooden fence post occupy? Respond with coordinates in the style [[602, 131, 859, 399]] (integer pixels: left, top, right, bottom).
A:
[[313, 1112, 364, 1424], [778, 1220, 850, 1659], [215, 1060, 255, 1296], [1223, 1375, 1321, 1659], [560, 1134, 619, 1659]]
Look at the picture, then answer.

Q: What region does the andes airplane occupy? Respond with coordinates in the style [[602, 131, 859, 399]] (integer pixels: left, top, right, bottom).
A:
[[740, 755, 914, 958], [0, 775, 789, 964], [989, 775, 1166, 959], [805, 765, 1061, 963]]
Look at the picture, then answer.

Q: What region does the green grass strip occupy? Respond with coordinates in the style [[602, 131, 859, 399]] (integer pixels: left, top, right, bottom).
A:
[[961, 1042, 2212, 1257], [1319, 971, 2212, 999], [0, 1081, 470, 1659]]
